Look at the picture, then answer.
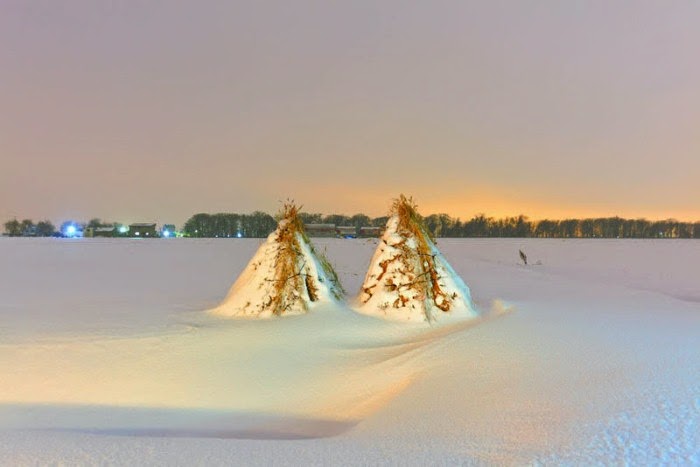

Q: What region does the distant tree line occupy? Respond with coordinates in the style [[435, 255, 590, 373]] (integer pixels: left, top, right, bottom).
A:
[[422, 214, 700, 238], [6, 213, 700, 239], [181, 212, 700, 239], [183, 212, 277, 238], [181, 212, 388, 238], [2, 218, 127, 237], [3, 218, 57, 237]]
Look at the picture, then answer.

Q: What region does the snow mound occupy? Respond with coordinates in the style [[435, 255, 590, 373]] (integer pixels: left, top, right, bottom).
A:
[[356, 195, 477, 323], [211, 204, 344, 318]]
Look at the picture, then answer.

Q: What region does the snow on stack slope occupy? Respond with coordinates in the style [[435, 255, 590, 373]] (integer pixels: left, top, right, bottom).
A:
[[356, 195, 477, 323], [211, 203, 344, 318]]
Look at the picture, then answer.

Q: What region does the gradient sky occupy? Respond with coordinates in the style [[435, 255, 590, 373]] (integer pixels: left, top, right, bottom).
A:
[[2, 1, 699, 226]]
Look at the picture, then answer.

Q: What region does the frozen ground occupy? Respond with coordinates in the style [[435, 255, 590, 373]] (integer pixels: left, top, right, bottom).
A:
[[0, 237, 698, 465]]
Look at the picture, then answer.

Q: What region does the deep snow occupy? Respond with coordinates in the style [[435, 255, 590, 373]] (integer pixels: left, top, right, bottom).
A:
[[0, 237, 698, 465]]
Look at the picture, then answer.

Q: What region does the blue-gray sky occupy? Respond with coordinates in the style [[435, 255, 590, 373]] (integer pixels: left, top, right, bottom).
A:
[[2, 1, 699, 225]]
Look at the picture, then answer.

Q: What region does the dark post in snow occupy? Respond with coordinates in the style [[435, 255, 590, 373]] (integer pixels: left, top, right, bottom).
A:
[[519, 249, 528, 265]]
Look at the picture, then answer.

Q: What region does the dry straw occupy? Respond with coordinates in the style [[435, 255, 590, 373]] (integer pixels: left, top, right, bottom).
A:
[[265, 202, 342, 316], [363, 195, 454, 314]]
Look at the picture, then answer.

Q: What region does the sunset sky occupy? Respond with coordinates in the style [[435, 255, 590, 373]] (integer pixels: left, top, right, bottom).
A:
[[2, 1, 699, 225]]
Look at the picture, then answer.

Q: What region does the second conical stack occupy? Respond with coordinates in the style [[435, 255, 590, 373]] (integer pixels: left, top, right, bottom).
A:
[[356, 195, 477, 323]]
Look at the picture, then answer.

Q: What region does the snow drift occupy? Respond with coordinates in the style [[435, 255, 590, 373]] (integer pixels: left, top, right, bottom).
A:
[[211, 203, 343, 318], [356, 195, 477, 323], [1, 238, 699, 464]]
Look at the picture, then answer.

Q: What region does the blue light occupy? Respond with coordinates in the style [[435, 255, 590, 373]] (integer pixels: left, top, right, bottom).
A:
[[66, 225, 76, 236], [237, 232, 242, 238], [119, 226, 128, 234], [163, 230, 170, 237]]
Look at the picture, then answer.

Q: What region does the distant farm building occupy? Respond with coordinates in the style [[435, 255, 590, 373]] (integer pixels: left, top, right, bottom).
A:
[[304, 223, 337, 237], [303, 223, 383, 238], [84, 226, 116, 238], [129, 223, 157, 237], [336, 226, 357, 238], [359, 226, 383, 237]]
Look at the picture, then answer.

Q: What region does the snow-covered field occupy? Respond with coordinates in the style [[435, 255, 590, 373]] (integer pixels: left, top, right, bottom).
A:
[[0, 237, 698, 465]]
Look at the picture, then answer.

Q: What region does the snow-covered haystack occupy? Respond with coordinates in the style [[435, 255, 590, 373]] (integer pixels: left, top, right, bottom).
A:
[[211, 203, 344, 318], [356, 195, 477, 323]]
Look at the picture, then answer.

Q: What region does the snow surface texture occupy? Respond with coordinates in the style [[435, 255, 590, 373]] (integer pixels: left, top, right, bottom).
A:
[[357, 215, 477, 322], [210, 217, 343, 318], [0, 238, 699, 465]]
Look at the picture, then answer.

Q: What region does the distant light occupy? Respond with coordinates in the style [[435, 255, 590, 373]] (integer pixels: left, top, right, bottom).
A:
[[66, 225, 76, 236], [119, 226, 128, 233], [135, 232, 140, 236], [163, 230, 170, 237], [237, 232, 242, 238]]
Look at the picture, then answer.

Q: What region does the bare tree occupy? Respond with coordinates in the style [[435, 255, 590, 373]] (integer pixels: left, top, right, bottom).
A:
[[35, 220, 56, 237], [4, 219, 21, 236]]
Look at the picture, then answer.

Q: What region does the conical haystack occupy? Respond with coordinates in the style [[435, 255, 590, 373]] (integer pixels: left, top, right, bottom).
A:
[[356, 195, 477, 323], [211, 203, 344, 318]]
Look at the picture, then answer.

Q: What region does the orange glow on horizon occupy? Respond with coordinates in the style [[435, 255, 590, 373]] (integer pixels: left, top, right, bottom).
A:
[[283, 184, 700, 223]]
